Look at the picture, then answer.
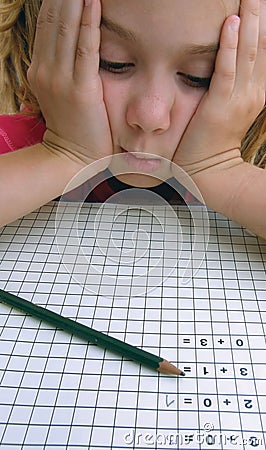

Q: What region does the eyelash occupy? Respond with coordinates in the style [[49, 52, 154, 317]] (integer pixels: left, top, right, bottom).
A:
[[100, 59, 133, 73], [180, 73, 211, 89], [100, 59, 212, 89]]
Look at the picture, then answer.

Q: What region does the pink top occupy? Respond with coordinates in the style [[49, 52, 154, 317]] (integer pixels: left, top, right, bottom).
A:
[[0, 113, 46, 154]]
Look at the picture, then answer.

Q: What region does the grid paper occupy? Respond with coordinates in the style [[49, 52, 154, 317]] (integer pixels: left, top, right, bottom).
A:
[[0, 201, 265, 450]]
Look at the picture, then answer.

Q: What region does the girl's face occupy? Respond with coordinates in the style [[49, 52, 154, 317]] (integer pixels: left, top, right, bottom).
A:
[[100, 0, 239, 187]]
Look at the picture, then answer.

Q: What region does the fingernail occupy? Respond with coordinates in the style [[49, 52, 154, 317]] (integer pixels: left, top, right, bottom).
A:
[[85, 0, 90, 6], [230, 17, 240, 32]]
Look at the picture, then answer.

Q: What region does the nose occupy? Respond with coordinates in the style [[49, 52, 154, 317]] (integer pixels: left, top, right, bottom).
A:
[[126, 79, 174, 135]]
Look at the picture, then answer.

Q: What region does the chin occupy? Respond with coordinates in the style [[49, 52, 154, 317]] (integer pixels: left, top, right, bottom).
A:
[[116, 173, 164, 188]]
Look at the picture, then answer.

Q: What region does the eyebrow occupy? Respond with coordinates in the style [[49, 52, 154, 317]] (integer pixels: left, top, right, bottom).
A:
[[101, 16, 219, 55], [101, 16, 137, 42], [186, 43, 219, 55]]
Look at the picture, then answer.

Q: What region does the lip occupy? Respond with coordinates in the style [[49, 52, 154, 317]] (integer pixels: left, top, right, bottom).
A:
[[120, 147, 162, 173]]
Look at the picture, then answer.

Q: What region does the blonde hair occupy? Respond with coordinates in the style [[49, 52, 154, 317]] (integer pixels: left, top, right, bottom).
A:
[[0, 0, 41, 114], [0, 0, 265, 168]]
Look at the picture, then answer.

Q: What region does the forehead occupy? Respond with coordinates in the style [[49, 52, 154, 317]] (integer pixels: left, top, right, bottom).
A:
[[101, 0, 240, 16], [101, 0, 240, 46]]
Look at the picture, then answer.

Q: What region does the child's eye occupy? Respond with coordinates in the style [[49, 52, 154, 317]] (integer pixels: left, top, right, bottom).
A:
[[100, 59, 134, 73], [179, 73, 212, 89], [99, 60, 211, 88]]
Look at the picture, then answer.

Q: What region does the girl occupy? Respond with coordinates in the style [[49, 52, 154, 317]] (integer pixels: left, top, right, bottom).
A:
[[0, 0, 265, 237]]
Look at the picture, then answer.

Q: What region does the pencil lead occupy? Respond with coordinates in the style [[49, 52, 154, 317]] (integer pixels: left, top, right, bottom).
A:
[[158, 359, 185, 376]]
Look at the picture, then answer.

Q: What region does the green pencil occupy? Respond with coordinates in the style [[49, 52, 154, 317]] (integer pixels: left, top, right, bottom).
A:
[[0, 289, 185, 376]]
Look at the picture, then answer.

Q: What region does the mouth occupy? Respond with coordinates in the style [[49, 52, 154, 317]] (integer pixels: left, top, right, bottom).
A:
[[120, 147, 162, 173]]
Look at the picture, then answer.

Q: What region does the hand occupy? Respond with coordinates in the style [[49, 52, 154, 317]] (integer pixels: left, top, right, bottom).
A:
[[27, 0, 113, 166], [173, 0, 266, 176]]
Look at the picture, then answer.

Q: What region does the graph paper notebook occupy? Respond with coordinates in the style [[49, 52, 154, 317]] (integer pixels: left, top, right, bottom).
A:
[[0, 201, 265, 450]]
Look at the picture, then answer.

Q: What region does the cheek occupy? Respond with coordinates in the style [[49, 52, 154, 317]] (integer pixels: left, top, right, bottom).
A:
[[172, 89, 205, 135], [100, 76, 128, 126]]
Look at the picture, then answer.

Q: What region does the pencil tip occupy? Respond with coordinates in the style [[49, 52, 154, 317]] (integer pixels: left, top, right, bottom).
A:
[[158, 360, 185, 376]]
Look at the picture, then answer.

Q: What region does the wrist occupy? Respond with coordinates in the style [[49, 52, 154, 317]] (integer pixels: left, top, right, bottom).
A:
[[189, 161, 266, 239], [172, 147, 245, 205], [181, 148, 244, 177], [42, 130, 111, 195], [42, 129, 93, 169]]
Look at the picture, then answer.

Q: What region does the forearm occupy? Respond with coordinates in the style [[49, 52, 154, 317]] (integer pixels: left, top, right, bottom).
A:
[[0, 142, 89, 227], [192, 161, 266, 239]]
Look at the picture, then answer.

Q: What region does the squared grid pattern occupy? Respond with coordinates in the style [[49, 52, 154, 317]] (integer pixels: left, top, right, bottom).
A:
[[0, 201, 265, 449]]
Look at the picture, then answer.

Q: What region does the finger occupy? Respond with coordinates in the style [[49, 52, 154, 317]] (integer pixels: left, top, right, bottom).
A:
[[236, 0, 260, 87], [209, 15, 240, 101], [254, 0, 266, 89], [31, 0, 63, 65], [74, 0, 101, 86], [55, 0, 84, 75]]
